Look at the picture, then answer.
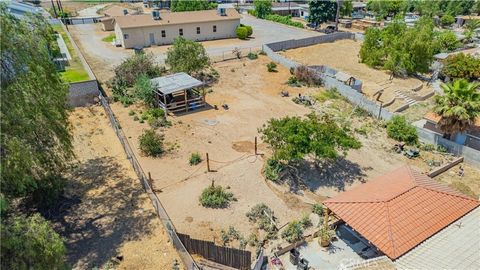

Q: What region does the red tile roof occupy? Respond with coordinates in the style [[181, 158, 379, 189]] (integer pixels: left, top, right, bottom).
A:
[[324, 166, 479, 259]]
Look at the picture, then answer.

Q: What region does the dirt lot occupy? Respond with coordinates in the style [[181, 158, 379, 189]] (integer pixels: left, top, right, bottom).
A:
[[107, 56, 480, 250], [111, 56, 319, 244], [279, 39, 435, 111], [53, 106, 182, 269]]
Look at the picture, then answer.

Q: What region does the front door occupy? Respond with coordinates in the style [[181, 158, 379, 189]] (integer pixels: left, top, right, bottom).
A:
[[149, 33, 155, 45]]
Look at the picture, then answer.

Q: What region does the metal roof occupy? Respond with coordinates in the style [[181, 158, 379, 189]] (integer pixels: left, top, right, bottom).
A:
[[395, 206, 480, 270], [150, 72, 203, 95], [324, 166, 479, 260]]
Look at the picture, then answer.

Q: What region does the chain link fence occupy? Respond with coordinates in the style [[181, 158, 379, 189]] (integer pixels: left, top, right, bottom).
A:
[[99, 94, 200, 270]]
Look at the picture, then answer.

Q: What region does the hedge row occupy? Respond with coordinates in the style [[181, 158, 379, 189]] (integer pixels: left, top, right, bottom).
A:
[[265, 14, 304, 29]]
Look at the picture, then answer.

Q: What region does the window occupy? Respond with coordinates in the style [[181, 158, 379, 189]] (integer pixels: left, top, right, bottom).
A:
[[179, 28, 183, 36], [196, 27, 200, 34], [123, 34, 129, 39], [213, 25, 217, 33], [161, 30, 166, 37]]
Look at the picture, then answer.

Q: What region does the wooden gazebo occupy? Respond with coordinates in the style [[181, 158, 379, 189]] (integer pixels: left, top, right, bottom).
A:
[[150, 72, 205, 114]]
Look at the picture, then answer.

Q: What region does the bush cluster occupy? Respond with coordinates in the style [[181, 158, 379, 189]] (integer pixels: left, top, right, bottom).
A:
[[266, 62, 277, 72], [440, 14, 455, 26], [295, 65, 321, 86], [386, 116, 418, 145], [141, 108, 170, 128], [281, 221, 303, 243], [247, 52, 258, 60], [263, 158, 284, 181], [442, 53, 480, 81], [199, 184, 235, 208], [189, 152, 202, 165], [139, 129, 164, 157], [265, 14, 304, 28], [246, 203, 278, 240], [236, 24, 253, 40]]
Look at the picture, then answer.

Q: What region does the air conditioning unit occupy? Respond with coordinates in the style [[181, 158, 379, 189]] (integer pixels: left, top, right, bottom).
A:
[[151, 10, 160, 20], [218, 8, 226, 16]]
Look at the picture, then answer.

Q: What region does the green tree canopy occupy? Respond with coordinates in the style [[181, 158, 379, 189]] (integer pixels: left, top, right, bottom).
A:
[[1, 214, 66, 270], [340, 0, 353, 17], [360, 17, 438, 75], [166, 37, 210, 74], [259, 113, 361, 163], [434, 79, 480, 135], [366, 0, 406, 18], [0, 5, 73, 199], [170, 0, 217, 12], [308, 0, 337, 26], [253, 0, 272, 19]]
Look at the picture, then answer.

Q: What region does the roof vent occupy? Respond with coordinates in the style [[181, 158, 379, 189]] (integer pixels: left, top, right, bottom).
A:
[[152, 10, 160, 20], [123, 9, 128, 15], [218, 7, 226, 16]]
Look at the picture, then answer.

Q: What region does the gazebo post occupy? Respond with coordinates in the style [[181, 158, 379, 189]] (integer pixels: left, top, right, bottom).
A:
[[184, 89, 188, 112], [163, 94, 168, 115], [324, 207, 330, 229]]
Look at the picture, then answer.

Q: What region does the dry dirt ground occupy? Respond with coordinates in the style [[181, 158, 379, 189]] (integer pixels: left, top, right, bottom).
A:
[[106, 56, 479, 251], [52, 106, 182, 269], [279, 39, 435, 111]]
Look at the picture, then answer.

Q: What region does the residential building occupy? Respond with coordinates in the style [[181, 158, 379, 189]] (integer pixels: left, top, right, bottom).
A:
[[113, 8, 241, 48], [324, 166, 479, 261], [423, 112, 480, 150], [100, 5, 139, 31]]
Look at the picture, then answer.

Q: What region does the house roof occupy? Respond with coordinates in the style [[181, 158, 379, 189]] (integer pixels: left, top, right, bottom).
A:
[[271, 2, 301, 11], [339, 256, 396, 270], [324, 166, 479, 260], [103, 5, 138, 17], [395, 206, 480, 269], [150, 72, 203, 95], [115, 8, 240, 29], [424, 111, 480, 127]]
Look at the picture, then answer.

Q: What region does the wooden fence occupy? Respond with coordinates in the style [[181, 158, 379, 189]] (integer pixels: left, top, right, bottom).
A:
[[178, 233, 251, 270]]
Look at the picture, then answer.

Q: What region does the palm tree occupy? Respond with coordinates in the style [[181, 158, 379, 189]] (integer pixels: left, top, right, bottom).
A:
[[464, 19, 480, 41], [434, 79, 480, 138]]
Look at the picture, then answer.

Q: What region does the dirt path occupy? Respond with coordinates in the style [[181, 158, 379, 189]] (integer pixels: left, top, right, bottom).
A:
[[53, 106, 182, 269]]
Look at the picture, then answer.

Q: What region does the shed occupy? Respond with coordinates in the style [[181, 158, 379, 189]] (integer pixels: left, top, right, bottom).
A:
[[150, 72, 205, 114]]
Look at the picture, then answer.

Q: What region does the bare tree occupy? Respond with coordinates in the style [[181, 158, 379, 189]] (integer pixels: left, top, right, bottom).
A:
[[335, 0, 343, 31]]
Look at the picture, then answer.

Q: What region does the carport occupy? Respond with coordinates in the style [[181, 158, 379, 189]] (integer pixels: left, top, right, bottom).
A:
[[151, 72, 205, 114]]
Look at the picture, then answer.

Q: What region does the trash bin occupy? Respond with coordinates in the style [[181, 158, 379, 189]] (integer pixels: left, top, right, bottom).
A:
[[297, 258, 309, 270], [289, 248, 300, 265]]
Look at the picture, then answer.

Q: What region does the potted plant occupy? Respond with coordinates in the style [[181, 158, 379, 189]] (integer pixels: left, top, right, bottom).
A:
[[318, 226, 333, 247]]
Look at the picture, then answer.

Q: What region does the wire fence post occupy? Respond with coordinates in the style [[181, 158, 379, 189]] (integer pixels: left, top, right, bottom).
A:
[[206, 153, 210, 172], [255, 136, 258, 155]]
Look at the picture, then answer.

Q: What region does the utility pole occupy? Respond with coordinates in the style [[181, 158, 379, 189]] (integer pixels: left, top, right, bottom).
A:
[[335, 0, 343, 31]]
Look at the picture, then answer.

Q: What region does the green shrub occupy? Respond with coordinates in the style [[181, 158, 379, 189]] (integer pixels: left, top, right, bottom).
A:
[[102, 33, 116, 42], [386, 116, 418, 145], [199, 184, 235, 208], [31, 175, 66, 209], [133, 115, 139, 121], [435, 30, 461, 52], [441, 14, 455, 26], [263, 158, 284, 181], [442, 53, 480, 81], [189, 152, 202, 165], [312, 203, 323, 216], [265, 14, 304, 28], [236, 26, 248, 40], [139, 129, 164, 157], [315, 88, 341, 102], [245, 25, 253, 37], [266, 62, 277, 72], [246, 203, 278, 239], [281, 221, 303, 243], [247, 52, 258, 60], [287, 76, 300, 87], [300, 214, 312, 228], [141, 108, 170, 128], [128, 110, 135, 116]]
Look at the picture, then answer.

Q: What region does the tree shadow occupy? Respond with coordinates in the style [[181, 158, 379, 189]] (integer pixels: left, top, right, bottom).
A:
[[44, 157, 157, 268], [277, 157, 368, 194]]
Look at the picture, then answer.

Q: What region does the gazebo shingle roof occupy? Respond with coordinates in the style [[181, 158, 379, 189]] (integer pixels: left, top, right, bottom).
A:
[[324, 166, 479, 259]]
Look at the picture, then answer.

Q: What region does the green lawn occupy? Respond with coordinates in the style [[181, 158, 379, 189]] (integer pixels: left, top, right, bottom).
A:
[[52, 24, 90, 83], [102, 33, 116, 43]]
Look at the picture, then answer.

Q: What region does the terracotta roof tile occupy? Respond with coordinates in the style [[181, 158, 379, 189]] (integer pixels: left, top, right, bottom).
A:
[[324, 166, 479, 259]]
